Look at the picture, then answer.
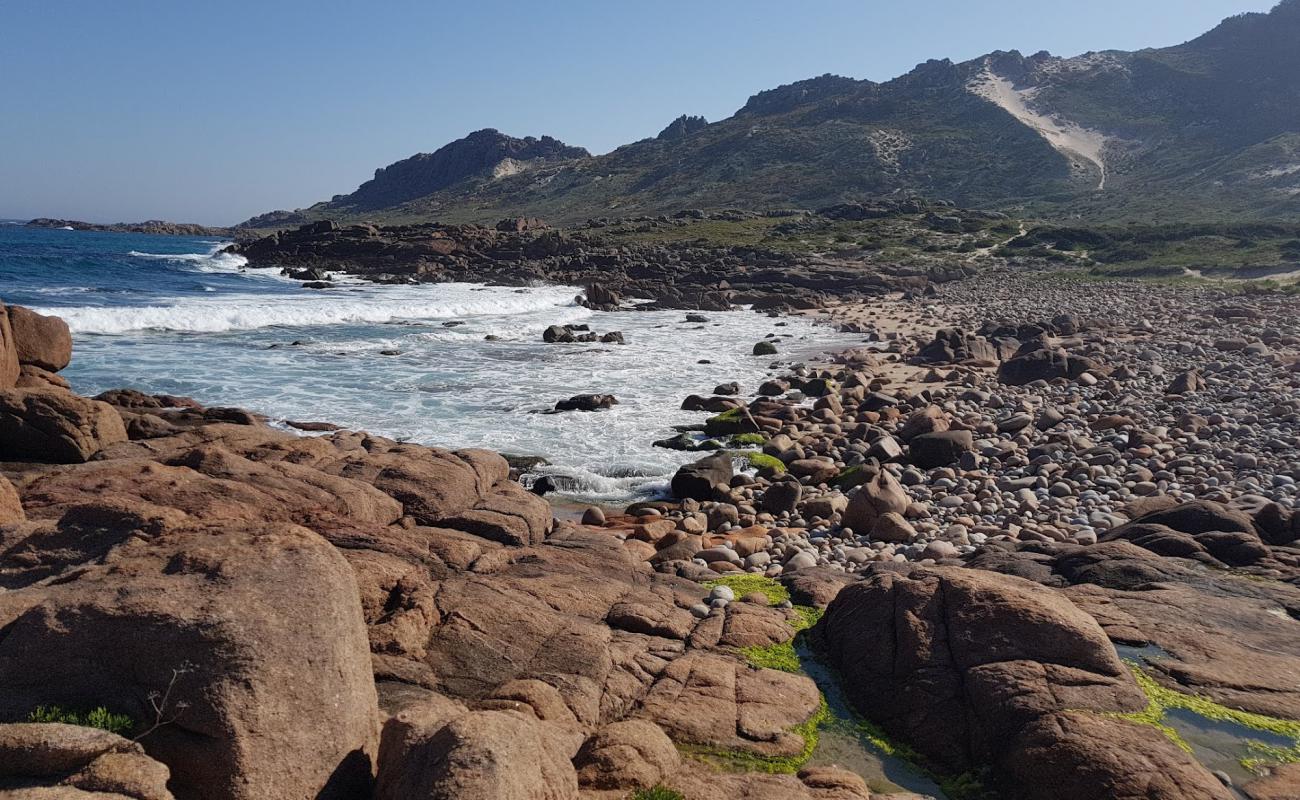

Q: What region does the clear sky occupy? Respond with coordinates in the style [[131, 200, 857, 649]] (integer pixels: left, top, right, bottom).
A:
[[0, 0, 1277, 225]]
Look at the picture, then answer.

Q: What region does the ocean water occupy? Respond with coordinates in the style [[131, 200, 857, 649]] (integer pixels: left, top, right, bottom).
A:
[[0, 224, 859, 502]]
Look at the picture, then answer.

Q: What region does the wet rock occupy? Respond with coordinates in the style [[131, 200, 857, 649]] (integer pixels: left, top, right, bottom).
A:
[[818, 565, 1224, 799], [671, 454, 734, 501], [553, 394, 618, 412]]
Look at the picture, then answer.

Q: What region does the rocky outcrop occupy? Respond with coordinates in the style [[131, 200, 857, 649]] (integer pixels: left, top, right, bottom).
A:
[[0, 389, 128, 462], [341, 129, 589, 211], [0, 520, 379, 800], [0, 722, 175, 799], [225, 215, 938, 312], [0, 303, 849, 800], [6, 307, 73, 372], [817, 565, 1231, 800], [376, 707, 578, 800]]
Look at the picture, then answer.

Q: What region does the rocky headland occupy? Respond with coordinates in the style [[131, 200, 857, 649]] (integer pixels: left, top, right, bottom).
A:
[[24, 219, 235, 237], [224, 202, 985, 311], [1, 267, 1299, 800]]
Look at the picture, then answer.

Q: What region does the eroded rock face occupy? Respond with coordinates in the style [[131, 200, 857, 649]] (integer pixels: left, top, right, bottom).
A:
[[0, 389, 128, 463], [0, 521, 379, 800], [376, 708, 578, 800], [817, 565, 1229, 800], [573, 719, 680, 790]]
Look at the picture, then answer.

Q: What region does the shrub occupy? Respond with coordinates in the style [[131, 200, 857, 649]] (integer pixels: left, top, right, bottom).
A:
[[27, 705, 135, 736]]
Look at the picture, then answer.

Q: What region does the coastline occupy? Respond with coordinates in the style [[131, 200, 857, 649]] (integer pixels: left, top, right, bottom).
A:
[[3, 268, 1300, 798]]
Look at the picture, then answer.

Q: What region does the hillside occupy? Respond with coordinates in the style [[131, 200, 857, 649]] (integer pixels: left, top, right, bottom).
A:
[[240, 0, 1300, 229]]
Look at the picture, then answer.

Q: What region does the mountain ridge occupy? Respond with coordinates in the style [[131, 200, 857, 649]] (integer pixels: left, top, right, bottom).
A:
[[240, 0, 1300, 229]]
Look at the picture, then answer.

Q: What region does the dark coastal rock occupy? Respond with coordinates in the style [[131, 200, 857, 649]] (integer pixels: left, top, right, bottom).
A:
[[671, 453, 734, 501], [553, 394, 618, 412], [1167, 369, 1206, 394], [1100, 499, 1273, 569], [583, 283, 620, 309], [753, 340, 778, 356], [916, 327, 999, 364], [998, 347, 1069, 384], [908, 429, 975, 468]]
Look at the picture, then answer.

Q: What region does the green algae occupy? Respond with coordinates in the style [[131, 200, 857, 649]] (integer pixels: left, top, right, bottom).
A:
[[696, 574, 982, 797], [629, 787, 684, 800], [681, 697, 830, 774], [729, 433, 767, 446], [702, 574, 791, 605], [729, 450, 785, 474], [1110, 660, 1300, 774]]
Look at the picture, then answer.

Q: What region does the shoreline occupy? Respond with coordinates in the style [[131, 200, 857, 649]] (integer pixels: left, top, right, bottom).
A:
[[2, 271, 1300, 798]]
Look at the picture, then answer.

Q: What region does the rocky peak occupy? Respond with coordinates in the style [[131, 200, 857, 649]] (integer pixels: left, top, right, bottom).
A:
[[736, 73, 865, 116], [656, 114, 709, 140], [344, 129, 590, 210]]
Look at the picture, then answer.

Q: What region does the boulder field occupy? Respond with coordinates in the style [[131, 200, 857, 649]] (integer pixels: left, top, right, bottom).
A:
[[0, 302, 889, 799], [3, 291, 1300, 800]]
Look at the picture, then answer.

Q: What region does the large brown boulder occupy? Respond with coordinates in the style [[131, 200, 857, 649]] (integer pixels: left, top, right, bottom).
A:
[[671, 454, 733, 501], [574, 719, 680, 790], [1101, 499, 1273, 569], [817, 565, 1230, 800], [841, 469, 908, 534], [0, 722, 174, 800], [375, 708, 578, 800], [0, 518, 380, 800], [8, 306, 73, 372], [0, 389, 128, 463], [1005, 711, 1234, 800]]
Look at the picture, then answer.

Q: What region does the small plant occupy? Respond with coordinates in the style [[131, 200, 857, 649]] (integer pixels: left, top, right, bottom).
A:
[[27, 705, 136, 736], [135, 662, 196, 741], [630, 787, 684, 800]]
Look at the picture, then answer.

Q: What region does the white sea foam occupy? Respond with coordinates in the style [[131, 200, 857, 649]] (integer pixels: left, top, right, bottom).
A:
[[41, 283, 583, 334], [52, 248, 862, 502], [128, 243, 253, 275]]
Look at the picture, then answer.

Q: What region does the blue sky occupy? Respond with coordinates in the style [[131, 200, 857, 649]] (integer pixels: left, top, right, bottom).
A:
[[0, 0, 1276, 224]]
